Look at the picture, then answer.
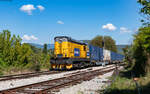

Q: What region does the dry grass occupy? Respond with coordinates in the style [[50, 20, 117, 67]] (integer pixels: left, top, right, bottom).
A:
[[102, 68, 150, 94]]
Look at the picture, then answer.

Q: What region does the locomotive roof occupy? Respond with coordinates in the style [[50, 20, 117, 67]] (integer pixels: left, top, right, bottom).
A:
[[54, 36, 87, 45]]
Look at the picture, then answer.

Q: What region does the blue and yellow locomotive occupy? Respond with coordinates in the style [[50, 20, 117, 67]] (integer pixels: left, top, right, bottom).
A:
[[50, 36, 90, 70]]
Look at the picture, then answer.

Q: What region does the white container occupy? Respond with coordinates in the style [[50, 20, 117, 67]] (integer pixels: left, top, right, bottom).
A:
[[103, 49, 111, 61]]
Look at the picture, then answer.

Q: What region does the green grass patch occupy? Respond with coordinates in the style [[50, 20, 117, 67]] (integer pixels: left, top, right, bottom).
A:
[[102, 69, 150, 94]]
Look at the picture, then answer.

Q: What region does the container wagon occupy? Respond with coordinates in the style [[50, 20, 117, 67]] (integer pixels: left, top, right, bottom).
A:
[[103, 49, 111, 65], [89, 45, 103, 65]]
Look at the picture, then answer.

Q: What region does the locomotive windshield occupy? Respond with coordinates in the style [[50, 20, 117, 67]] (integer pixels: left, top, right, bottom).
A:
[[55, 37, 68, 43], [54, 36, 86, 45]]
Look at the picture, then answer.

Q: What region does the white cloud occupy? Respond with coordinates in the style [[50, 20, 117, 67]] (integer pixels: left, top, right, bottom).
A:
[[22, 35, 38, 41], [30, 35, 38, 40], [20, 4, 36, 15], [37, 5, 45, 11], [102, 23, 116, 31], [120, 27, 131, 33], [57, 20, 64, 24]]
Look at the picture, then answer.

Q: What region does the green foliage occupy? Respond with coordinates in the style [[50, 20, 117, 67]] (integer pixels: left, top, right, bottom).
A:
[[132, 27, 150, 75], [135, 27, 150, 53], [30, 63, 41, 72], [106, 77, 136, 93], [43, 44, 47, 54], [104, 36, 117, 52], [49, 49, 54, 58], [90, 35, 103, 48], [122, 46, 134, 69], [90, 35, 117, 52], [137, 0, 150, 26], [127, 0, 150, 76], [104, 69, 150, 94], [27, 43, 42, 54], [138, 0, 150, 15], [122, 1, 150, 76], [0, 30, 51, 75], [104, 1, 150, 94]]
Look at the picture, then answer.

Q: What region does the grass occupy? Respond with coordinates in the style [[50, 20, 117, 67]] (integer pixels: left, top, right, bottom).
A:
[[0, 62, 50, 76], [101, 67, 150, 94]]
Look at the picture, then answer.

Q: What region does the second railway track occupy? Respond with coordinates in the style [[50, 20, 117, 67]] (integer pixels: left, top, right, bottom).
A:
[[0, 71, 62, 81], [0, 65, 117, 94]]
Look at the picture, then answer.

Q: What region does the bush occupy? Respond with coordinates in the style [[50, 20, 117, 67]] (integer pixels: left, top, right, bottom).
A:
[[0, 71, 3, 76], [30, 63, 41, 72]]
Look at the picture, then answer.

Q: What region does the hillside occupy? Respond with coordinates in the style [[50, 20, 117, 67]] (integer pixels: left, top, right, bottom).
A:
[[28, 43, 54, 49]]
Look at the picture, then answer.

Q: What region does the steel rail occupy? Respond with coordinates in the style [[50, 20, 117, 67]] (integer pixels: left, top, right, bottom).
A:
[[0, 71, 61, 81]]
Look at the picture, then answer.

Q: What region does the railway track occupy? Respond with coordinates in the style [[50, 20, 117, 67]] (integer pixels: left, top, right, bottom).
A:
[[0, 71, 61, 81], [0, 64, 115, 82], [0, 66, 117, 94]]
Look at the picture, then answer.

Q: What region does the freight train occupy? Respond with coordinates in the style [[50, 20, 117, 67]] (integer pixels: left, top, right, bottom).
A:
[[50, 36, 124, 70]]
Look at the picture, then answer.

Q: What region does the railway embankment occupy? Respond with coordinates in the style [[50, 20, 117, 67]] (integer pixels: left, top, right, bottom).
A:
[[102, 67, 150, 94]]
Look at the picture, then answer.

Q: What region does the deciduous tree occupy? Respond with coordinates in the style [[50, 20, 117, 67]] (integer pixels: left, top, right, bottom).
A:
[[90, 35, 117, 52]]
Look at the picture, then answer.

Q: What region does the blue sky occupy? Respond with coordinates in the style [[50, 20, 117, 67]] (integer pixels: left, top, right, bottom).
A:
[[0, 0, 141, 44]]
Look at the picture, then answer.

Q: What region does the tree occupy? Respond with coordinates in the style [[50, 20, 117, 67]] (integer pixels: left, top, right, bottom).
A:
[[122, 46, 133, 68], [104, 36, 117, 52], [0, 30, 33, 70], [43, 44, 48, 54], [19, 43, 32, 65], [132, 27, 150, 75], [0, 30, 51, 73], [128, 0, 150, 76], [27, 44, 41, 54], [1, 30, 12, 65], [138, 0, 150, 26], [90, 35, 103, 48], [90, 35, 117, 52]]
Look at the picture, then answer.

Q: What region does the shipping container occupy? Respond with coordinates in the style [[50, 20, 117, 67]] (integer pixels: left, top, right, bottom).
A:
[[111, 52, 124, 61], [103, 49, 111, 61], [89, 45, 124, 63], [99, 47, 103, 60], [111, 51, 116, 61], [89, 45, 101, 61], [116, 53, 119, 61], [118, 54, 124, 61]]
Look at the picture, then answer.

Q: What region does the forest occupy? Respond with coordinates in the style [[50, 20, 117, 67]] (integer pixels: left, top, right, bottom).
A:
[[0, 30, 51, 75]]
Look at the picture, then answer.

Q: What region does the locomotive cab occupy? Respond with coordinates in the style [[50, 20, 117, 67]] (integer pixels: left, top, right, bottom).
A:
[[54, 36, 69, 58]]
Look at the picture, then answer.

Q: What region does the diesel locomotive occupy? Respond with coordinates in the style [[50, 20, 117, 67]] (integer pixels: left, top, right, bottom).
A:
[[50, 36, 124, 70]]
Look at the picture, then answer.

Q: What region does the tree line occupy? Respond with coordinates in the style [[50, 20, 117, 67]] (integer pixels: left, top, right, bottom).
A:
[[0, 30, 50, 75]]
